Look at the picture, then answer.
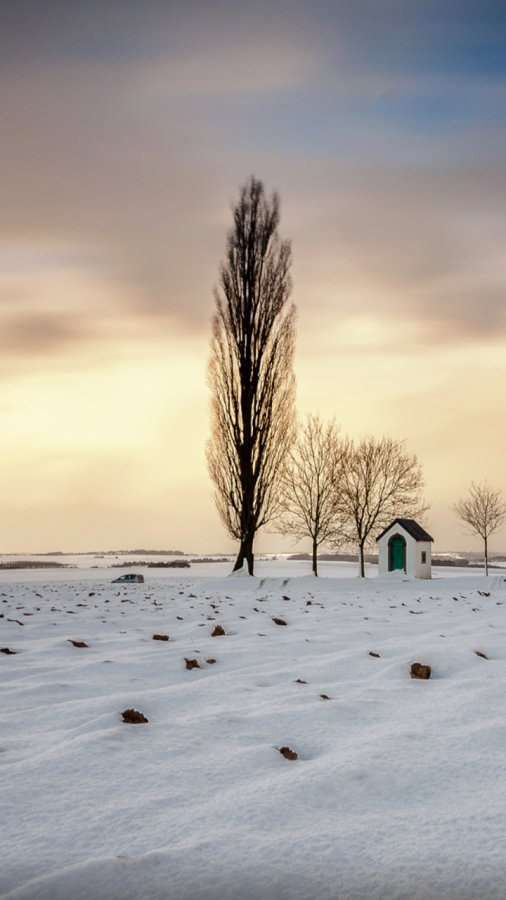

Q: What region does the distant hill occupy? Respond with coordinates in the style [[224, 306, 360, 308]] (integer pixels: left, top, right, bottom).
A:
[[0, 561, 70, 569], [33, 549, 187, 557]]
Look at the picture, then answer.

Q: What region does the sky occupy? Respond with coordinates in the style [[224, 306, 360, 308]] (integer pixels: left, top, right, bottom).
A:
[[1, 0, 506, 555]]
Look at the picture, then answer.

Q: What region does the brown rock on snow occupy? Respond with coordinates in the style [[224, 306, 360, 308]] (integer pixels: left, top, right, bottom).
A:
[[211, 625, 225, 637], [279, 746, 298, 761], [122, 708, 149, 724], [185, 658, 201, 670], [206, 658, 216, 664], [474, 650, 490, 659], [68, 639, 89, 648], [272, 617, 287, 626], [152, 634, 169, 641], [1, 647, 16, 655], [369, 651, 381, 658], [410, 662, 431, 679]]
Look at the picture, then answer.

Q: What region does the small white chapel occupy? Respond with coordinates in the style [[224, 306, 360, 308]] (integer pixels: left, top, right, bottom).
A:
[[376, 518, 434, 579]]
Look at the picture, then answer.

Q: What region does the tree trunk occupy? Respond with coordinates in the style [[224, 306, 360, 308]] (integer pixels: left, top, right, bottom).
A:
[[312, 538, 318, 576], [358, 543, 365, 578], [484, 535, 488, 577], [233, 537, 254, 575]]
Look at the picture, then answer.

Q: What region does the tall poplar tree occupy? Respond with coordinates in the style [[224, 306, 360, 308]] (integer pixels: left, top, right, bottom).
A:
[[207, 177, 296, 574]]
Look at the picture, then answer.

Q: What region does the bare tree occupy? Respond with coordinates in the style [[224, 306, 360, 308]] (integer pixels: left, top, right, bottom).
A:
[[339, 436, 427, 577], [453, 482, 506, 576], [207, 177, 296, 575], [278, 415, 346, 576]]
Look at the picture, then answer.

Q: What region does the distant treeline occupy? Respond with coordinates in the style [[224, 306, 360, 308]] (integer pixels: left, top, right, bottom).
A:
[[107, 549, 187, 556], [189, 557, 231, 563], [432, 557, 469, 567], [287, 552, 379, 563], [111, 560, 190, 568], [287, 552, 504, 569], [431, 558, 504, 568]]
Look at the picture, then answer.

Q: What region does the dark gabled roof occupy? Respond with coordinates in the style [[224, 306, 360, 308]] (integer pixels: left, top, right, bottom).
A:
[[376, 518, 434, 543]]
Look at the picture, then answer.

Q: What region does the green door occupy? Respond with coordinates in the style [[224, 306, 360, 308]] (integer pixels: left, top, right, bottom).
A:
[[390, 535, 406, 571]]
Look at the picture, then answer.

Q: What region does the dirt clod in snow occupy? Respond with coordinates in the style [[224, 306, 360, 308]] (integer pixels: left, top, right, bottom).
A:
[[279, 746, 298, 761], [410, 662, 431, 679], [369, 651, 381, 658], [272, 617, 287, 626], [68, 639, 89, 648], [185, 658, 201, 670], [206, 658, 216, 664], [211, 625, 225, 637], [122, 708, 149, 724], [152, 634, 169, 641], [474, 650, 490, 659]]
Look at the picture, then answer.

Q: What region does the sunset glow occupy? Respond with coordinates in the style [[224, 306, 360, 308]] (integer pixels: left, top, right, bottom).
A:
[[2, 1, 506, 553]]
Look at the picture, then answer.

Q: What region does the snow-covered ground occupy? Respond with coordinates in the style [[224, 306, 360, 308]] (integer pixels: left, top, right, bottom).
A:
[[2, 563, 505, 899]]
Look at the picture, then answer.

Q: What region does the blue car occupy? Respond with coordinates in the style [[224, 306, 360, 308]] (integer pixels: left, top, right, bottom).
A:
[[111, 573, 145, 583]]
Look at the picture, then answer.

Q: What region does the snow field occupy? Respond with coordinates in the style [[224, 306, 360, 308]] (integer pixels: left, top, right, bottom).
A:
[[1, 571, 506, 899]]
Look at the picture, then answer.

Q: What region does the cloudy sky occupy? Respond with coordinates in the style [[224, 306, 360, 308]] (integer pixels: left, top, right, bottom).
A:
[[1, 0, 506, 554]]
